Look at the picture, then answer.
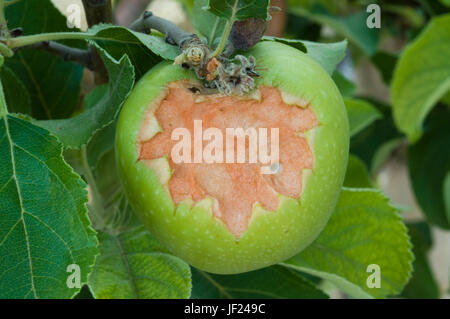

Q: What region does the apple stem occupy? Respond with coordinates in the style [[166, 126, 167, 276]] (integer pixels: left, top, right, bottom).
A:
[[130, 11, 194, 47], [209, 19, 234, 58], [209, 0, 239, 59]]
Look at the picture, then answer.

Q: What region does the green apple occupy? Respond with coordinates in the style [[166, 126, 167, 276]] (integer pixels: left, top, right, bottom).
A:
[[116, 41, 349, 274]]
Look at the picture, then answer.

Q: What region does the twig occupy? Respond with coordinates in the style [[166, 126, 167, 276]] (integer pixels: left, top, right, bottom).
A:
[[81, 0, 112, 84], [19, 41, 94, 70], [81, 0, 113, 26], [129, 11, 193, 46], [115, 0, 152, 26], [7, 29, 94, 70]]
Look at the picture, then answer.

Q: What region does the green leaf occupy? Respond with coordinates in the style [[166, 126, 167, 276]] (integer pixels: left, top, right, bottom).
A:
[[418, 0, 450, 15], [0, 67, 32, 115], [0, 42, 13, 59], [89, 225, 191, 299], [83, 85, 108, 110], [4, 0, 84, 119], [261, 36, 307, 53], [61, 123, 116, 179], [350, 99, 403, 171], [441, 90, 450, 106], [79, 85, 116, 170], [282, 188, 413, 298], [73, 285, 94, 299], [345, 98, 382, 136], [287, 0, 340, 13], [90, 24, 179, 79], [384, 5, 425, 28], [392, 14, 450, 142], [90, 24, 180, 61], [36, 44, 135, 149], [93, 150, 125, 218], [371, 51, 398, 85], [401, 222, 439, 299], [445, 171, 450, 218], [206, 0, 270, 21], [302, 40, 347, 75], [0, 80, 98, 298], [289, 4, 379, 56], [285, 11, 321, 41], [370, 138, 404, 173], [87, 122, 116, 170], [332, 71, 356, 97], [191, 266, 327, 298], [408, 106, 450, 229], [179, 0, 195, 15], [89, 150, 189, 300], [192, 0, 226, 46], [344, 155, 373, 188]]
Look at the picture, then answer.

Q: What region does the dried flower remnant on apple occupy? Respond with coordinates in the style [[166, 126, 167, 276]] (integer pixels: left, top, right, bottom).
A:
[[130, 10, 270, 95], [174, 35, 260, 95]]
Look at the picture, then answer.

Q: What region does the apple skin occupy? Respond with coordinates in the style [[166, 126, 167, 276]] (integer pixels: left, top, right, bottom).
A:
[[116, 41, 349, 274]]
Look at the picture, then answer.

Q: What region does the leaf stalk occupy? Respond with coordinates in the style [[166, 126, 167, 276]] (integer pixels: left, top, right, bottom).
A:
[[81, 145, 107, 230]]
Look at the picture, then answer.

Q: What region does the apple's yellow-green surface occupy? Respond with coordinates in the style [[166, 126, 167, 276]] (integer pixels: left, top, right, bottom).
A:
[[116, 41, 349, 274]]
